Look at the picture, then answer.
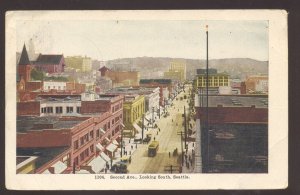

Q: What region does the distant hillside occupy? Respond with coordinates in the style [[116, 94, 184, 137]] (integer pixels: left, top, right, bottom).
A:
[[106, 57, 268, 80]]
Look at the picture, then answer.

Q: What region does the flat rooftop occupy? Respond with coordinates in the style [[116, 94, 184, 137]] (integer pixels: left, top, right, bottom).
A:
[[17, 146, 70, 171], [200, 95, 268, 108], [17, 116, 85, 133]]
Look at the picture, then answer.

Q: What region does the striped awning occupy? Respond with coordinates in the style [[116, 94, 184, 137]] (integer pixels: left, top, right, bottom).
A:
[[133, 123, 142, 133], [88, 156, 106, 173], [51, 161, 67, 174], [100, 152, 111, 162], [112, 139, 119, 145], [106, 143, 117, 153], [96, 143, 104, 151]]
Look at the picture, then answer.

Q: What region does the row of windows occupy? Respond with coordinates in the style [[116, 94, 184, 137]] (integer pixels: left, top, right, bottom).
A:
[[74, 145, 94, 166], [46, 86, 66, 90], [112, 102, 123, 113], [74, 130, 94, 150], [41, 106, 81, 114]]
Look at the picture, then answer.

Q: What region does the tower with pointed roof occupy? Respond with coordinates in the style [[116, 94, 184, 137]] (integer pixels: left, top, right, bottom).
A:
[[18, 44, 32, 83]]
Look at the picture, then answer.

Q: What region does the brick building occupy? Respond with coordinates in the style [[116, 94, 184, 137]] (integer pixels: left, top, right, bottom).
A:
[[139, 79, 173, 106], [107, 86, 160, 112], [17, 44, 32, 95], [33, 54, 66, 74], [194, 94, 268, 173], [245, 75, 268, 94], [99, 66, 140, 88]]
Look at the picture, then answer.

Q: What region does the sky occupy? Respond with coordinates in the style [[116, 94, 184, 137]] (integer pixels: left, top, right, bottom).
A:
[[17, 20, 268, 61]]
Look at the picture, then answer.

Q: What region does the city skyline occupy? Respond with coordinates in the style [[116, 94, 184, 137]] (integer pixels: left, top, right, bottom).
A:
[[17, 20, 268, 61]]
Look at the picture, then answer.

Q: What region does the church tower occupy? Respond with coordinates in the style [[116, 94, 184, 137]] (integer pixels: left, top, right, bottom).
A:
[[18, 44, 32, 82]]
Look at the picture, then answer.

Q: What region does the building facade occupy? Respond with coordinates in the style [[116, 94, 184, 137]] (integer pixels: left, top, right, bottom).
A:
[[99, 66, 140, 88], [33, 54, 66, 74], [245, 75, 268, 94], [65, 56, 92, 72], [122, 95, 145, 137]]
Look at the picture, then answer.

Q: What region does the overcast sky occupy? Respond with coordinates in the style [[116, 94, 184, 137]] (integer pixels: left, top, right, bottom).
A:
[[17, 20, 268, 61]]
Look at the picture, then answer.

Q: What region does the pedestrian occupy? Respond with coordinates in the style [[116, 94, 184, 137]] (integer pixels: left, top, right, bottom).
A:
[[169, 152, 171, 158], [156, 131, 158, 135], [136, 143, 137, 149], [131, 145, 133, 150], [159, 128, 161, 132], [192, 142, 195, 147], [129, 151, 131, 155], [129, 156, 131, 164], [154, 137, 156, 141], [105, 168, 107, 173]]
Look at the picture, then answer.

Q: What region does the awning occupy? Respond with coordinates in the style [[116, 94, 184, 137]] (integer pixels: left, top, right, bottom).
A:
[[88, 156, 106, 173], [42, 169, 51, 174], [106, 143, 118, 153], [96, 143, 104, 151], [51, 161, 67, 174], [120, 123, 125, 128], [133, 123, 142, 133], [105, 137, 110, 142], [100, 128, 106, 134], [76, 169, 91, 174], [112, 139, 119, 145], [100, 152, 111, 162]]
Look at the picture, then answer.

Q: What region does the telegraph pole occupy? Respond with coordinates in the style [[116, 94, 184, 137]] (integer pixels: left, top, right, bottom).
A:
[[142, 113, 145, 141], [205, 24, 209, 172], [152, 107, 154, 128], [184, 106, 187, 149]]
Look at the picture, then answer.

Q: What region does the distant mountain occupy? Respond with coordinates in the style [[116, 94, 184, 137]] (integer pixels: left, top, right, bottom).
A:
[[106, 57, 268, 80]]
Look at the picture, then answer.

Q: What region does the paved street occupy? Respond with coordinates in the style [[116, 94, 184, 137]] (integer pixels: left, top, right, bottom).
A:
[[127, 86, 191, 173]]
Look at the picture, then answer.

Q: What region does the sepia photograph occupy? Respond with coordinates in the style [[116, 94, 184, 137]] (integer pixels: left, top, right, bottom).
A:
[[5, 10, 288, 190]]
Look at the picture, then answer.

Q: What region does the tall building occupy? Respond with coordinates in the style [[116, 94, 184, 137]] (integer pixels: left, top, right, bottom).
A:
[[163, 61, 186, 82], [122, 95, 145, 137], [65, 56, 92, 72], [194, 69, 230, 92], [170, 61, 187, 80]]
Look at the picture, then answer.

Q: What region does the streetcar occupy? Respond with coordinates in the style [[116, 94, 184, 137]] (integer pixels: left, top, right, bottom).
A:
[[148, 141, 159, 157]]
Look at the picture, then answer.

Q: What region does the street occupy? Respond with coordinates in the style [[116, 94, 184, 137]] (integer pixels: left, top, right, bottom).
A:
[[127, 85, 191, 173]]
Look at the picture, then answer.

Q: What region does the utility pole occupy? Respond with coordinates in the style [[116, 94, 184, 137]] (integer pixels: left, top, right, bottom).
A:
[[184, 106, 187, 149], [177, 131, 184, 166], [120, 129, 123, 157], [205, 24, 209, 172], [152, 107, 154, 128], [142, 113, 144, 141]]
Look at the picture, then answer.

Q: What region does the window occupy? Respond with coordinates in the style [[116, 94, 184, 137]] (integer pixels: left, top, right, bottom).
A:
[[58, 86, 61, 90], [112, 119, 115, 125], [90, 131, 94, 139], [74, 140, 79, 149], [80, 152, 84, 161], [56, 106, 63, 113], [96, 129, 100, 138], [67, 107, 73, 113], [108, 122, 110, 129], [85, 148, 89, 157], [76, 107, 81, 113], [48, 86, 50, 90], [80, 137, 84, 145], [47, 107, 53, 113], [90, 145, 94, 153], [85, 133, 89, 142]]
